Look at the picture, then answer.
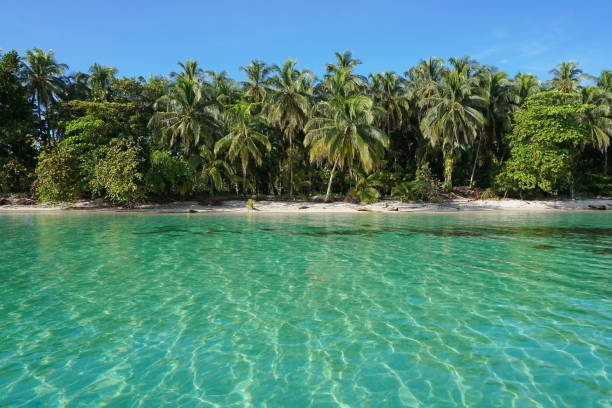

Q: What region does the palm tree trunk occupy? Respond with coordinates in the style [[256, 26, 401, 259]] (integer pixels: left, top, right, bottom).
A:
[[37, 93, 44, 146], [325, 157, 339, 202], [469, 134, 483, 187], [242, 162, 248, 195], [605, 148, 608, 175], [443, 150, 453, 191], [289, 131, 293, 199]]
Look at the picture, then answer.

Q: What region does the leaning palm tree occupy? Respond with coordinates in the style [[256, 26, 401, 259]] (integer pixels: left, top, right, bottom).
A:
[[148, 77, 219, 155], [304, 95, 389, 201], [548, 61, 589, 92], [239, 60, 272, 103], [22, 48, 68, 143], [265, 60, 314, 197], [214, 103, 271, 193], [88, 63, 118, 101], [420, 70, 484, 189], [512, 73, 541, 106]]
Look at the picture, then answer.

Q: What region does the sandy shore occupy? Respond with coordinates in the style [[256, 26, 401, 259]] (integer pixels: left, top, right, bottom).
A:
[[1, 198, 611, 214]]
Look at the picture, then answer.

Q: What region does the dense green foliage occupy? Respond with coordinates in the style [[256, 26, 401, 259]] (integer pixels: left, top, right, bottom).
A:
[[1, 48, 609, 203]]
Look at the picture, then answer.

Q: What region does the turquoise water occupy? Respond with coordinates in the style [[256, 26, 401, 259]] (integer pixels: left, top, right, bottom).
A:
[[0, 212, 611, 407]]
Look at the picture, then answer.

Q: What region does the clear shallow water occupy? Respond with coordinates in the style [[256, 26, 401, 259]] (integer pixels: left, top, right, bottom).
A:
[[0, 212, 611, 407]]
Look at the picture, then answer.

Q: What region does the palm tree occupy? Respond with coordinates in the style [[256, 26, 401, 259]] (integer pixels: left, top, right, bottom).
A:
[[471, 68, 513, 185], [420, 69, 484, 189], [405, 57, 447, 120], [149, 77, 219, 154], [548, 61, 589, 92], [448, 56, 479, 78], [208, 71, 240, 107], [512, 73, 541, 106], [368, 72, 410, 134], [171, 60, 203, 83], [88, 63, 118, 101], [304, 95, 389, 201], [22, 48, 68, 143], [240, 60, 272, 103], [319, 51, 367, 99], [196, 148, 235, 194], [214, 103, 271, 193], [597, 71, 611, 92], [266, 60, 314, 197], [580, 86, 612, 173]]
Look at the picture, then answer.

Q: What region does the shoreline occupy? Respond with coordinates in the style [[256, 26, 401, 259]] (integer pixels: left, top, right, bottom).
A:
[[1, 198, 610, 214]]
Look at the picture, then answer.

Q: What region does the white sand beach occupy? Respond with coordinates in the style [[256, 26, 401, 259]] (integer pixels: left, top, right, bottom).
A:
[[1, 198, 610, 214]]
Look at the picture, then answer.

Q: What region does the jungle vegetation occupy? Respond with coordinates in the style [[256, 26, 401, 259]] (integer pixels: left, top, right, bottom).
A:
[[1, 49, 610, 203]]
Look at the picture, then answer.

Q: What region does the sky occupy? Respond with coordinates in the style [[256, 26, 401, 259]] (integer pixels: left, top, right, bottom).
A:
[[1, 0, 610, 81]]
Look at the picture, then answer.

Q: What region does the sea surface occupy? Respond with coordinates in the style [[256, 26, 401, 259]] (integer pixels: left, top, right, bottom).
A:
[[0, 212, 610, 407]]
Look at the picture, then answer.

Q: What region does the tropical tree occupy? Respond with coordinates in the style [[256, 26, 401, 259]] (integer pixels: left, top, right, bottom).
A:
[[549, 61, 589, 92], [471, 68, 513, 185], [420, 69, 484, 189], [88, 63, 118, 101], [304, 95, 389, 201], [368, 72, 409, 134], [512, 73, 541, 106], [149, 77, 219, 154], [214, 103, 271, 193], [266, 60, 314, 197], [171, 60, 203, 83], [240, 60, 272, 103], [580, 86, 612, 172], [22, 48, 68, 143]]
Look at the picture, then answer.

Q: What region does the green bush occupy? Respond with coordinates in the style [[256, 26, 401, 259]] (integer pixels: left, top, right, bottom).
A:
[[90, 139, 145, 204], [347, 172, 383, 204], [392, 163, 442, 202], [0, 159, 34, 193], [34, 146, 83, 202], [145, 150, 192, 196]]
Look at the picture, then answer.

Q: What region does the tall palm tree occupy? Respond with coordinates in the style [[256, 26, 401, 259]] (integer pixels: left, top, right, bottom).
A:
[[448, 56, 479, 78], [88, 63, 118, 101], [512, 73, 541, 106], [368, 72, 410, 134], [471, 68, 513, 185], [266, 60, 314, 197], [420, 70, 484, 189], [22, 48, 68, 143], [149, 77, 219, 154], [548, 61, 589, 92], [304, 95, 389, 201], [239, 60, 272, 103], [171, 60, 203, 83], [580, 86, 612, 173], [208, 71, 240, 107], [405, 57, 447, 119], [214, 103, 271, 193], [597, 70, 611, 93]]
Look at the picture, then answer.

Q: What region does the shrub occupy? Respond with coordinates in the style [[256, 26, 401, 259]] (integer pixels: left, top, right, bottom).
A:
[[0, 159, 34, 193], [392, 163, 442, 202], [90, 139, 145, 204], [34, 146, 83, 202], [145, 150, 192, 197]]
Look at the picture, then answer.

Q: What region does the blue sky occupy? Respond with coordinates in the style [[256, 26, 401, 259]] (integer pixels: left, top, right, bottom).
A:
[[2, 0, 610, 81]]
